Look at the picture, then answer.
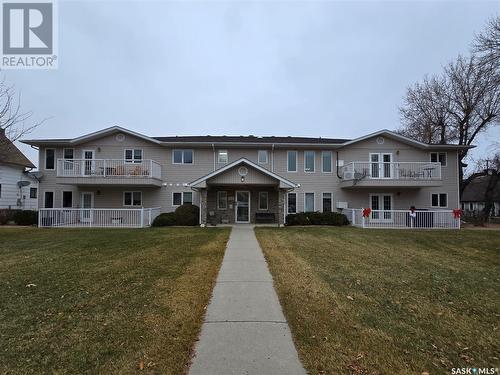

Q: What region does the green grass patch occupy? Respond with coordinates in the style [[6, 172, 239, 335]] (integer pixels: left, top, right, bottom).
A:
[[255, 227, 500, 374], [0, 227, 230, 374]]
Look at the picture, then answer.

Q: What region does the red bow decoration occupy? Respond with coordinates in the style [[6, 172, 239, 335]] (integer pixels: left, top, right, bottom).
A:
[[362, 208, 372, 218], [452, 209, 462, 219]]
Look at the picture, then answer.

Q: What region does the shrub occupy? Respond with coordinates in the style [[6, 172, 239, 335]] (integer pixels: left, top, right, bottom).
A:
[[13, 210, 38, 226], [152, 212, 177, 227], [174, 204, 200, 226], [0, 209, 18, 225], [286, 211, 349, 226]]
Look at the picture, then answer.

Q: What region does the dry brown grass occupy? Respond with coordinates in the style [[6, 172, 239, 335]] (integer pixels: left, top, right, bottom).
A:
[[0, 227, 230, 374], [256, 227, 500, 375]]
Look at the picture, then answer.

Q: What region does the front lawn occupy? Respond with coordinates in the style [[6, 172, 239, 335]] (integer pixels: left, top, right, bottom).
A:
[[0, 227, 230, 374], [255, 227, 500, 374]]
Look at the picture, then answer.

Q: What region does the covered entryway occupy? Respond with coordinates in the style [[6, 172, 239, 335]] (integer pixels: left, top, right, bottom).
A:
[[188, 158, 298, 226]]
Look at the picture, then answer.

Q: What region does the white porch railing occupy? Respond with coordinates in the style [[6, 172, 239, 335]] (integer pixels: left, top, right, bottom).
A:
[[343, 208, 460, 229], [38, 207, 162, 228], [341, 162, 441, 180], [57, 159, 162, 179]]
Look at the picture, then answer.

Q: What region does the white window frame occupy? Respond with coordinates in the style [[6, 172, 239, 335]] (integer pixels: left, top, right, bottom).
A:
[[29, 187, 37, 199], [287, 151, 298, 173], [217, 191, 228, 210], [172, 192, 183, 206], [123, 191, 142, 207], [45, 148, 55, 170], [172, 149, 194, 165], [124, 149, 143, 163], [369, 152, 393, 179], [217, 150, 228, 164], [258, 191, 269, 211], [43, 190, 55, 208], [61, 191, 73, 208], [258, 150, 269, 164], [321, 192, 333, 212], [430, 192, 448, 208], [304, 192, 315, 212], [321, 151, 333, 173], [369, 193, 394, 222], [304, 151, 316, 173], [430, 152, 447, 167], [287, 192, 297, 214]]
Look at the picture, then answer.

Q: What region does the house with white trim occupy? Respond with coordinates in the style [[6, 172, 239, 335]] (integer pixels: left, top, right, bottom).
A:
[[21, 126, 472, 228]]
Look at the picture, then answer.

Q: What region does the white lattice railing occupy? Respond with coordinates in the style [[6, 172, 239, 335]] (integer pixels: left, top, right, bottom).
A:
[[38, 207, 162, 228], [57, 159, 162, 179], [343, 208, 460, 229], [341, 162, 441, 180]]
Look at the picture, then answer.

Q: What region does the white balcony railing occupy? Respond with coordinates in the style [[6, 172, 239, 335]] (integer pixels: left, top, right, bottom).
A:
[[343, 208, 460, 229], [38, 207, 162, 228], [341, 162, 441, 181], [56, 159, 162, 179]]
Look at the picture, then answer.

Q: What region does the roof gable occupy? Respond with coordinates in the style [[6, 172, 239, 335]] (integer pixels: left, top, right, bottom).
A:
[[189, 158, 298, 188], [0, 131, 35, 168]]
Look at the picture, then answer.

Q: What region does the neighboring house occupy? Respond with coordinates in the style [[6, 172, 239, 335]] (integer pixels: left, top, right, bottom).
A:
[[461, 175, 500, 217], [21, 126, 471, 227], [0, 130, 38, 210]]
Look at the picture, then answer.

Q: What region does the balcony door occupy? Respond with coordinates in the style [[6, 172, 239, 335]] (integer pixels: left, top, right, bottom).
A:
[[80, 192, 94, 223], [83, 150, 95, 176], [370, 153, 393, 179], [235, 191, 250, 223], [370, 194, 393, 222]]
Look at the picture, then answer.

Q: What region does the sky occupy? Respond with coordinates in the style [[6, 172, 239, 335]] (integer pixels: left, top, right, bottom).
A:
[[5, 0, 500, 168]]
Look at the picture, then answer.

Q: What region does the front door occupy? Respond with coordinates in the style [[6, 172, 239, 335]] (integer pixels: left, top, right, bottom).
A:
[[370, 194, 393, 221], [80, 192, 94, 223], [235, 191, 250, 223], [83, 150, 95, 176]]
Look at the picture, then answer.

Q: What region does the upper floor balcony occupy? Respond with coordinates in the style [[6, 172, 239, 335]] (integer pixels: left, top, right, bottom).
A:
[[340, 161, 442, 188], [56, 159, 162, 187]]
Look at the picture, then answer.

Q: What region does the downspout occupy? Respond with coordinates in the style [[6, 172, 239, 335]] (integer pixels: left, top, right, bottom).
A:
[[212, 144, 215, 171], [336, 151, 342, 179], [271, 144, 275, 172]]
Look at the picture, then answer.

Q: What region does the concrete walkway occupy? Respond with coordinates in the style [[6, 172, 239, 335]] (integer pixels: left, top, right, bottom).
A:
[[189, 225, 306, 375]]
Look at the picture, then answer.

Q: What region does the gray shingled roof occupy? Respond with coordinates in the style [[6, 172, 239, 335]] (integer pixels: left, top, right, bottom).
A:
[[153, 135, 350, 144], [0, 130, 35, 168], [462, 175, 500, 202]]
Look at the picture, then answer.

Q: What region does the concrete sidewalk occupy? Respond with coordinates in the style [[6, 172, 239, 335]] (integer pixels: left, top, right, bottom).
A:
[[189, 225, 306, 375]]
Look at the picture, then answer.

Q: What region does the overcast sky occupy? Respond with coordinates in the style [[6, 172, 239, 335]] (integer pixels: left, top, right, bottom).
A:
[[6, 0, 500, 168]]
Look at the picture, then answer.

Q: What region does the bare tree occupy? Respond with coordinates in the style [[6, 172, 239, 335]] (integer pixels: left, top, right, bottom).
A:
[[474, 16, 500, 68], [399, 75, 452, 144]]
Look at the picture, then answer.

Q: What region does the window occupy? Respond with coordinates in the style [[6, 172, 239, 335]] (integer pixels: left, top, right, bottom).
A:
[[63, 148, 74, 159], [124, 191, 142, 206], [322, 192, 333, 212], [183, 192, 193, 204], [258, 150, 268, 164], [45, 149, 55, 170], [287, 193, 297, 214], [321, 151, 332, 173], [30, 187, 37, 199], [431, 193, 448, 208], [173, 149, 193, 164], [44, 191, 54, 208], [304, 151, 315, 172], [125, 149, 143, 163], [62, 191, 73, 208], [217, 150, 228, 164], [258, 192, 269, 210], [173, 192, 182, 206], [287, 151, 297, 172], [305, 192, 315, 212], [430, 152, 447, 166], [217, 191, 228, 210]]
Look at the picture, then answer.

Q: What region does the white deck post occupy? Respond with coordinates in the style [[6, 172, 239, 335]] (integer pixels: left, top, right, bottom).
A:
[[140, 208, 144, 228], [351, 210, 355, 225], [362, 215, 365, 228]]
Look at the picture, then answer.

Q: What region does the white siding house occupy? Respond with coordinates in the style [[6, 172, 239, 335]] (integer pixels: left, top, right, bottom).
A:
[[0, 130, 38, 210]]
